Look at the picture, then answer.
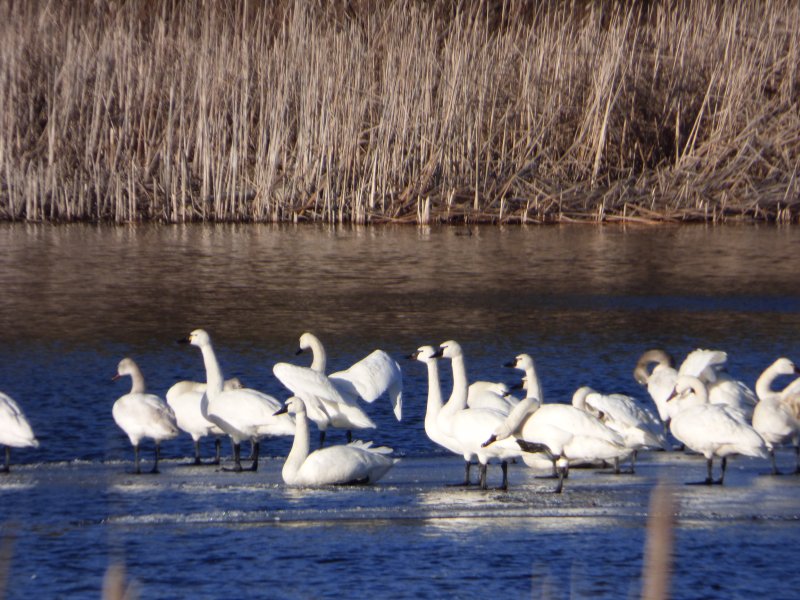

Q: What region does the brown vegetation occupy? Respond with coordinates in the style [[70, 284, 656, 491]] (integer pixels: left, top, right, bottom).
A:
[[0, 0, 798, 224]]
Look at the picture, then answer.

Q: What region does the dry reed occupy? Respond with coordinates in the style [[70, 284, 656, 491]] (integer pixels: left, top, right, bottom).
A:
[[0, 0, 798, 224]]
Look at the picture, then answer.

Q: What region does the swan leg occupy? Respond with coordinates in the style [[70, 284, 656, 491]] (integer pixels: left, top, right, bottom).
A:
[[213, 438, 221, 465], [151, 443, 161, 474], [631, 450, 638, 474], [716, 457, 727, 485], [1, 446, 9, 473], [794, 445, 800, 475], [553, 466, 565, 494], [248, 441, 260, 472], [499, 461, 509, 491], [224, 443, 244, 472], [479, 463, 488, 490], [769, 449, 781, 476], [193, 440, 202, 465], [448, 460, 472, 486], [346, 430, 353, 444], [614, 457, 621, 475], [133, 444, 141, 475], [319, 430, 326, 448]]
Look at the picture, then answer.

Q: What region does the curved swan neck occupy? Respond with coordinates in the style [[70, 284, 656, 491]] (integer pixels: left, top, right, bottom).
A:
[[307, 336, 327, 373], [524, 364, 543, 403], [283, 407, 310, 480], [199, 343, 224, 396], [755, 363, 784, 401], [128, 363, 147, 394], [447, 353, 469, 410]]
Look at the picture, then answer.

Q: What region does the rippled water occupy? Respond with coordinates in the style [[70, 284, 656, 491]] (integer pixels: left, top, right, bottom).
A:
[[1, 223, 800, 598]]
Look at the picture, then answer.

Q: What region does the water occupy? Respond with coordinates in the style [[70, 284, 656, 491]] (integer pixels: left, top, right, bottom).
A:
[[1, 223, 800, 598]]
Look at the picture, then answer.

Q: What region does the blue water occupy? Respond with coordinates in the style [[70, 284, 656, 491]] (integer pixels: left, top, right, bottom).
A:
[[1, 223, 800, 598]]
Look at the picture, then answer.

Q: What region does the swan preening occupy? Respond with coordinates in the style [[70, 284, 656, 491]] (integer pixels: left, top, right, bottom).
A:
[[273, 332, 403, 446], [275, 396, 398, 486], [181, 329, 295, 472], [112, 357, 179, 474], [752, 357, 800, 474], [0, 390, 39, 473]]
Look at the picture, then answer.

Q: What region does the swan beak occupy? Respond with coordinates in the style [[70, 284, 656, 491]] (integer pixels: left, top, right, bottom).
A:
[[273, 405, 289, 416], [509, 381, 524, 391], [665, 387, 678, 402], [177, 337, 191, 344], [405, 351, 419, 360], [111, 373, 122, 382], [295, 347, 305, 356], [481, 434, 497, 448], [503, 360, 516, 368], [432, 347, 444, 358]]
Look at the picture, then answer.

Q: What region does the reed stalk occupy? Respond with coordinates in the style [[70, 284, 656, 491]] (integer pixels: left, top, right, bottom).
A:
[[0, 0, 797, 224]]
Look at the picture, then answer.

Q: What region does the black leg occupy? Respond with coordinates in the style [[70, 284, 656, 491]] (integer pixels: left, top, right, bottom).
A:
[[631, 450, 638, 474], [134, 444, 141, 475], [499, 461, 508, 491], [464, 460, 472, 485], [213, 438, 221, 465], [248, 441, 260, 472], [554, 465, 565, 494], [706, 457, 714, 484], [479, 463, 488, 490], [346, 430, 353, 443], [770, 449, 781, 475], [193, 440, 202, 465], [151, 443, 161, 474], [224, 443, 243, 472], [795, 445, 800, 475], [614, 457, 621, 475], [319, 430, 326, 448], [1, 447, 10, 473], [716, 456, 727, 485]]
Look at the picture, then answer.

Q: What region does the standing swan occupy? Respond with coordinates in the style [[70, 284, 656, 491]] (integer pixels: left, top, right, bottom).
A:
[[112, 358, 179, 474], [667, 375, 767, 485], [634, 349, 678, 430], [0, 390, 39, 473], [752, 357, 800, 474], [166, 377, 243, 465], [275, 397, 398, 486], [181, 329, 295, 471]]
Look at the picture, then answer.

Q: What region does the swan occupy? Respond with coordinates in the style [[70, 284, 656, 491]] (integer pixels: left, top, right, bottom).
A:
[[434, 341, 522, 490], [275, 396, 398, 486], [634, 349, 678, 428], [571, 387, 666, 474], [296, 332, 403, 420], [165, 377, 243, 465], [0, 391, 39, 473], [678, 348, 758, 421], [466, 381, 519, 415], [483, 354, 628, 493], [752, 357, 800, 474], [181, 329, 295, 471], [112, 358, 179, 474], [667, 375, 767, 485]]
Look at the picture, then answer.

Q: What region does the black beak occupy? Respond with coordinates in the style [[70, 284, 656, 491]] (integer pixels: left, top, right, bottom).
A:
[[177, 337, 191, 344], [665, 387, 678, 402], [405, 352, 419, 360], [432, 347, 444, 358], [481, 434, 497, 448], [295, 348, 305, 356], [503, 360, 517, 368], [273, 405, 289, 416]]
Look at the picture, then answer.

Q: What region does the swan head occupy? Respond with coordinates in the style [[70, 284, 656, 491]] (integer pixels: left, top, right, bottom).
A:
[[571, 386, 596, 410], [769, 357, 799, 376], [633, 349, 675, 385], [435, 340, 463, 360], [275, 396, 306, 417], [408, 345, 438, 362], [505, 353, 534, 371], [113, 357, 138, 380], [667, 375, 707, 406], [297, 332, 321, 354], [182, 329, 211, 348]]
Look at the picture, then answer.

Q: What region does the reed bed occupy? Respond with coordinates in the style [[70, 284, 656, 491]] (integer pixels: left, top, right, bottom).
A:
[[0, 0, 798, 224]]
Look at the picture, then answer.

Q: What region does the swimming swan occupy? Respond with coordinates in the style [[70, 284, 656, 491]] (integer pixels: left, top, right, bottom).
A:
[[112, 357, 179, 474], [166, 377, 243, 464], [752, 357, 800, 474], [0, 390, 39, 473], [667, 375, 767, 485], [434, 341, 522, 490], [181, 329, 295, 471], [275, 396, 398, 486], [571, 386, 666, 473]]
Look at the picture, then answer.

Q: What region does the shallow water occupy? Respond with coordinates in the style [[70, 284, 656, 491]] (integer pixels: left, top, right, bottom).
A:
[[1, 223, 800, 598]]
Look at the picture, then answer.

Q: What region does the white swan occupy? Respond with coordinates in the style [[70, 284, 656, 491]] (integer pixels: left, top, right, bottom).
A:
[[434, 341, 522, 490], [165, 377, 243, 464], [752, 357, 800, 474], [0, 391, 39, 473], [181, 329, 295, 471], [296, 332, 403, 420], [633, 349, 678, 427], [571, 387, 666, 473], [112, 358, 179, 474], [484, 354, 628, 493], [466, 381, 519, 415], [275, 396, 398, 486], [678, 348, 758, 421], [667, 375, 767, 485]]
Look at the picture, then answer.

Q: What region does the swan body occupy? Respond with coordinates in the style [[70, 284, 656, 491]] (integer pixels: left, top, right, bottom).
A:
[[112, 358, 179, 474], [182, 329, 295, 471], [166, 377, 242, 464], [668, 375, 767, 484], [277, 396, 397, 486], [466, 381, 519, 415], [752, 358, 800, 474], [297, 332, 403, 420], [435, 340, 521, 489], [0, 391, 39, 472], [572, 387, 666, 473]]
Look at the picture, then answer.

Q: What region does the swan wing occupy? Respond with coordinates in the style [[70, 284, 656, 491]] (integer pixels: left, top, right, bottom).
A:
[[0, 392, 38, 448], [299, 445, 397, 485], [329, 350, 403, 420], [679, 349, 728, 382], [273, 362, 349, 405]]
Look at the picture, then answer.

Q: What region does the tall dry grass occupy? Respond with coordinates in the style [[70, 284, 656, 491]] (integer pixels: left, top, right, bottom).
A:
[[0, 0, 798, 224]]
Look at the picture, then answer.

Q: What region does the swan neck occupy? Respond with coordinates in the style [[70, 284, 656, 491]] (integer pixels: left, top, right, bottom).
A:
[[283, 410, 310, 480], [448, 354, 469, 410], [525, 365, 543, 403], [309, 338, 327, 373], [755, 365, 780, 401], [425, 360, 444, 421], [129, 364, 147, 394], [199, 343, 224, 396]]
